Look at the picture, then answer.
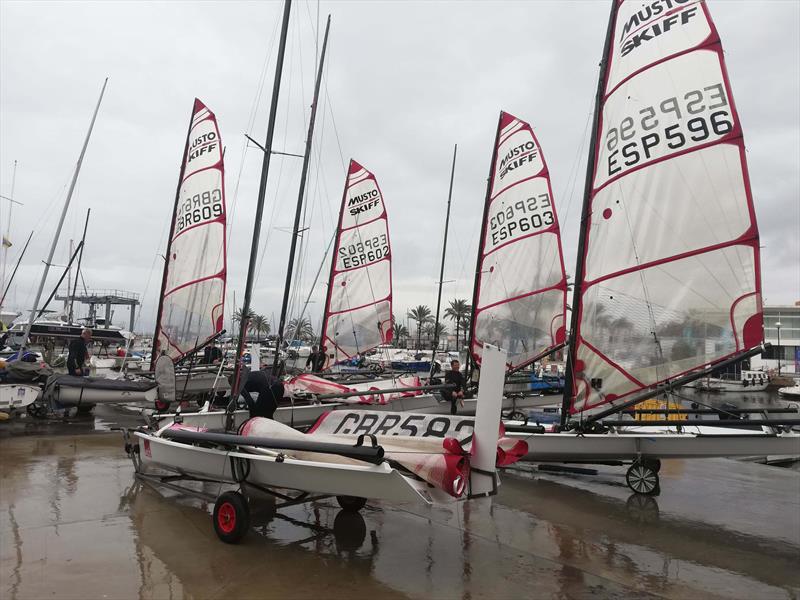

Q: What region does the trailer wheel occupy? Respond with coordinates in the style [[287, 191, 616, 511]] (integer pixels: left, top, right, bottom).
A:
[[213, 491, 250, 544], [626, 461, 660, 496], [27, 400, 48, 420], [154, 399, 170, 412], [643, 458, 661, 473], [336, 495, 367, 512]]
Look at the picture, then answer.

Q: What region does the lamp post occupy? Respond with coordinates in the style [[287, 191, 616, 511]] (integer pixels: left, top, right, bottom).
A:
[[775, 321, 782, 376]]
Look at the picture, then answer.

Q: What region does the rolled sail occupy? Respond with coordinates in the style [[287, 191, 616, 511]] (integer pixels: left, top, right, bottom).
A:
[[569, 0, 762, 417], [321, 160, 393, 366], [471, 112, 567, 369], [155, 99, 227, 362]]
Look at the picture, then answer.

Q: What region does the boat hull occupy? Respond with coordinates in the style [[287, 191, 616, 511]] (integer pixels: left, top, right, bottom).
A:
[[0, 383, 41, 411], [135, 431, 435, 505]]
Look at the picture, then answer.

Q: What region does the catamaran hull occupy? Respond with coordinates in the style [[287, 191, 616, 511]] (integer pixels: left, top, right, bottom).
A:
[[508, 429, 800, 462], [51, 386, 159, 406], [135, 431, 435, 505]]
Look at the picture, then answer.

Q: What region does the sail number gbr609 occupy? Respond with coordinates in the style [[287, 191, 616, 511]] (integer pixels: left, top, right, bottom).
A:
[[338, 233, 389, 269], [489, 193, 554, 247], [176, 188, 223, 234], [604, 83, 733, 181]]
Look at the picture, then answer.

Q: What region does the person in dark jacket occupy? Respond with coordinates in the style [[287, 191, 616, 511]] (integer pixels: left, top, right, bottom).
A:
[[306, 345, 326, 372], [202, 341, 223, 365], [240, 365, 284, 419], [67, 328, 92, 376], [442, 359, 465, 415]]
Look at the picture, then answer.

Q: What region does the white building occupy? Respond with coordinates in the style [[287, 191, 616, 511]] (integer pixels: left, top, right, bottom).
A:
[[750, 304, 800, 375]]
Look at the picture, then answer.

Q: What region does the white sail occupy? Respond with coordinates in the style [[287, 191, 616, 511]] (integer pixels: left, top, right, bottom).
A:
[[471, 112, 568, 370], [568, 0, 763, 418], [154, 99, 227, 363], [321, 160, 393, 366]]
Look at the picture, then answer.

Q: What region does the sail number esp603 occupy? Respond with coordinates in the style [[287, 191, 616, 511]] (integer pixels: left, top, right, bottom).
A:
[[489, 193, 554, 247]]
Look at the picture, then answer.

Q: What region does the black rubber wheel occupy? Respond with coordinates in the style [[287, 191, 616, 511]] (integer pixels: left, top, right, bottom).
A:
[[336, 495, 367, 512], [154, 398, 170, 412], [213, 491, 250, 544], [642, 458, 661, 473], [505, 410, 527, 422], [626, 462, 660, 496], [76, 404, 95, 414]]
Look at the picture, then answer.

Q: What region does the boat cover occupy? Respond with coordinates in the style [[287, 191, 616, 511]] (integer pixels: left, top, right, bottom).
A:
[[45, 374, 158, 392]]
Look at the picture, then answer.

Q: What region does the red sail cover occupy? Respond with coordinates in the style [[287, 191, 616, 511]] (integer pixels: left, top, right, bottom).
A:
[[569, 0, 762, 417], [321, 160, 393, 365], [156, 99, 227, 362], [471, 112, 567, 369]]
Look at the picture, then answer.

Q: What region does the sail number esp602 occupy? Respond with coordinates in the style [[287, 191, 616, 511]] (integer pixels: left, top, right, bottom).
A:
[[338, 233, 389, 269]]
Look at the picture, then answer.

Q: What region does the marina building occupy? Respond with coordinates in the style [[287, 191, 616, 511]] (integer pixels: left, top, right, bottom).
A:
[[751, 303, 800, 375]]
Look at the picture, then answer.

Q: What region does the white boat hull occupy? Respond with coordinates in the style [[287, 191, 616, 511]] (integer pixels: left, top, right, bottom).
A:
[[508, 428, 800, 461], [0, 384, 41, 411], [136, 432, 438, 505]]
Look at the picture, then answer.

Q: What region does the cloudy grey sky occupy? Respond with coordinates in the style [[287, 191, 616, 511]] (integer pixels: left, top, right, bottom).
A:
[[1, 0, 798, 336]]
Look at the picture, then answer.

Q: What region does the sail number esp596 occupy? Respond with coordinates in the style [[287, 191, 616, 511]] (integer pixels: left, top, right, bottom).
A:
[[603, 83, 733, 181]]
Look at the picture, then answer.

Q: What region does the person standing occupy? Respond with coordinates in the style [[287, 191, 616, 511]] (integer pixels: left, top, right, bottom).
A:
[[202, 341, 223, 365], [67, 328, 92, 376], [306, 345, 326, 372], [442, 359, 465, 415]]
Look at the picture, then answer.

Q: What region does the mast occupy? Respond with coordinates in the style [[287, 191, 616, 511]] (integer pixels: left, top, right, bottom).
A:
[[0, 231, 32, 309], [21, 78, 108, 353], [230, 0, 293, 392], [1, 160, 18, 299], [149, 104, 196, 369], [271, 14, 331, 373], [68, 209, 91, 323], [429, 144, 457, 378], [466, 112, 503, 384], [559, 0, 618, 428]]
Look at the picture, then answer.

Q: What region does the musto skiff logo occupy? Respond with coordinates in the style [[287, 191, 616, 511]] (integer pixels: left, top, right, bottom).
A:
[[498, 140, 539, 180], [187, 131, 218, 163], [176, 187, 223, 234], [602, 82, 732, 182], [619, 0, 700, 57], [347, 188, 381, 217]]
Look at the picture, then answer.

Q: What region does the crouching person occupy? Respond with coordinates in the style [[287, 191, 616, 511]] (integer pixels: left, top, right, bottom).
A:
[[240, 363, 285, 419]]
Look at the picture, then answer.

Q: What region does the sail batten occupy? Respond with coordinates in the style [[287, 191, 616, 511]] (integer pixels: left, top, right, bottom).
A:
[[154, 99, 227, 363], [567, 0, 763, 419], [470, 112, 568, 371], [321, 160, 393, 367]]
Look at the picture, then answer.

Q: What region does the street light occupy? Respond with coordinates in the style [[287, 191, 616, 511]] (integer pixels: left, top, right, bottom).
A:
[[775, 321, 782, 376]]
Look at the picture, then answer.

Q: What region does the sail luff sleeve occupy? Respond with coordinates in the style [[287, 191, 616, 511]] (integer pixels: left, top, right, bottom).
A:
[[569, 0, 763, 418], [156, 99, 227, 363], [470, 111, 568, 371]]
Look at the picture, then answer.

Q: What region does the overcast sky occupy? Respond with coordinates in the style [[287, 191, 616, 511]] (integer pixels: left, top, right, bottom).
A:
[[1, 0, 798, 336]]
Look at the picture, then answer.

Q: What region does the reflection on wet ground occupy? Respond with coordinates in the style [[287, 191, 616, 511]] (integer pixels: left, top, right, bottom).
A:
[[2, 433, 798, 599]]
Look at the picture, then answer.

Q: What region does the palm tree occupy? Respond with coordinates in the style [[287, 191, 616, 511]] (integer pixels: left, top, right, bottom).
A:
[[392, 321, 408, 347], [232, 307, 257, 340], [251, 314, 270, 339], [287, 317, 315, 342], [407, 305, 433, 350], [424, 322, 448, 349], [444, 299, 471, 351]]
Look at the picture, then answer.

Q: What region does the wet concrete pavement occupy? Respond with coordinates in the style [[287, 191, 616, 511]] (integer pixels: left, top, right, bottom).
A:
[[1, 425, 798, 600]]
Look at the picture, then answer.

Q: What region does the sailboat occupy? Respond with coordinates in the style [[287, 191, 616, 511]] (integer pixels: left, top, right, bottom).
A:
[[464, 110, 568, 413], [498, 0, 800, 493], [286, 160, 431, 404]]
